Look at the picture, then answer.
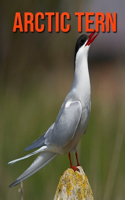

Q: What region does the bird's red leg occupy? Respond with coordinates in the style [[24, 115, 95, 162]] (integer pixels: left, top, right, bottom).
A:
[[68, 152, 78, 171], [75, 151, 80, 166]]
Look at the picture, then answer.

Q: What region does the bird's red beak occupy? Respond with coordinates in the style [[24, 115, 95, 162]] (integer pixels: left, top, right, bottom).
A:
[[85, 30, 99, 46]]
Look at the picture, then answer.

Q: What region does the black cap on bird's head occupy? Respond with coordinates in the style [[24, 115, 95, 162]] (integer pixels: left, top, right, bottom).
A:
[[74, 30, 99, 60], [74, 34, 89, 59]]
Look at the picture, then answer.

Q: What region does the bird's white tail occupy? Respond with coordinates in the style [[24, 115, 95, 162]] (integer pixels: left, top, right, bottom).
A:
[[9, 151, 58, 187], [8, 146, 47, 165]]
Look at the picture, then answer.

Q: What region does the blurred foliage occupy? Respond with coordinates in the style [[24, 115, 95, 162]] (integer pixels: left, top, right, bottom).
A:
[[0, 0, 80, 92]]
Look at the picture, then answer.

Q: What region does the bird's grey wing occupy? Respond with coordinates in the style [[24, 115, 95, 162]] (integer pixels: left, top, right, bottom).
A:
[[25, 123, 55, 151], [9, 151, 58, 187], [45, 100, 82, 147]]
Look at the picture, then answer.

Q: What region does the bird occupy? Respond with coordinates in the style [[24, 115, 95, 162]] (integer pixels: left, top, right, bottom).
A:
[[8, 30, 99, 187]]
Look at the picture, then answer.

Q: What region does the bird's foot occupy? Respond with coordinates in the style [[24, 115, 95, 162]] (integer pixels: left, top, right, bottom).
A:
[[71, 165, 79, 172]]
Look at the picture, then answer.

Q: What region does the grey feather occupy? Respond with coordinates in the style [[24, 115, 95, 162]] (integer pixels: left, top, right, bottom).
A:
[[45, 101, 82, 147], [9, 152, 58, 187], [25, 134, 45, 151], [8, 146, 48, 165], [25, 123, 55, 151], [25, 101, 82, 151]]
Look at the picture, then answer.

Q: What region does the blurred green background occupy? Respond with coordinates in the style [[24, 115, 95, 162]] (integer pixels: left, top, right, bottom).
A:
[[0, 0, 125, 199]]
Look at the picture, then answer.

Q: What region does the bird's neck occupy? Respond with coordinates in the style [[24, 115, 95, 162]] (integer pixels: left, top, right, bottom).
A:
[[72, 54, 91, 103]]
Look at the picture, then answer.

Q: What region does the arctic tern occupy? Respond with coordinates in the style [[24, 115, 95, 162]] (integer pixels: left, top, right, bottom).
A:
[[9, 31, 99, 187]]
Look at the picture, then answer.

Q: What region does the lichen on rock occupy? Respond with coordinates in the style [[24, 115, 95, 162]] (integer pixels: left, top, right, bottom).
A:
[[54, 166, 94, 200]]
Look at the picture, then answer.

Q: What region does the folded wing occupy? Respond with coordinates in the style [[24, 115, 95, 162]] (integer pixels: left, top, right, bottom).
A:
[[25, 123, 55, 151], [45, 100, 82, 147]]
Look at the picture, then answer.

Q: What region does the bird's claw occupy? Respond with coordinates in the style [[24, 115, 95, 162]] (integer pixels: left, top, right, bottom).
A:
[[71, 165, 80, 172]]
